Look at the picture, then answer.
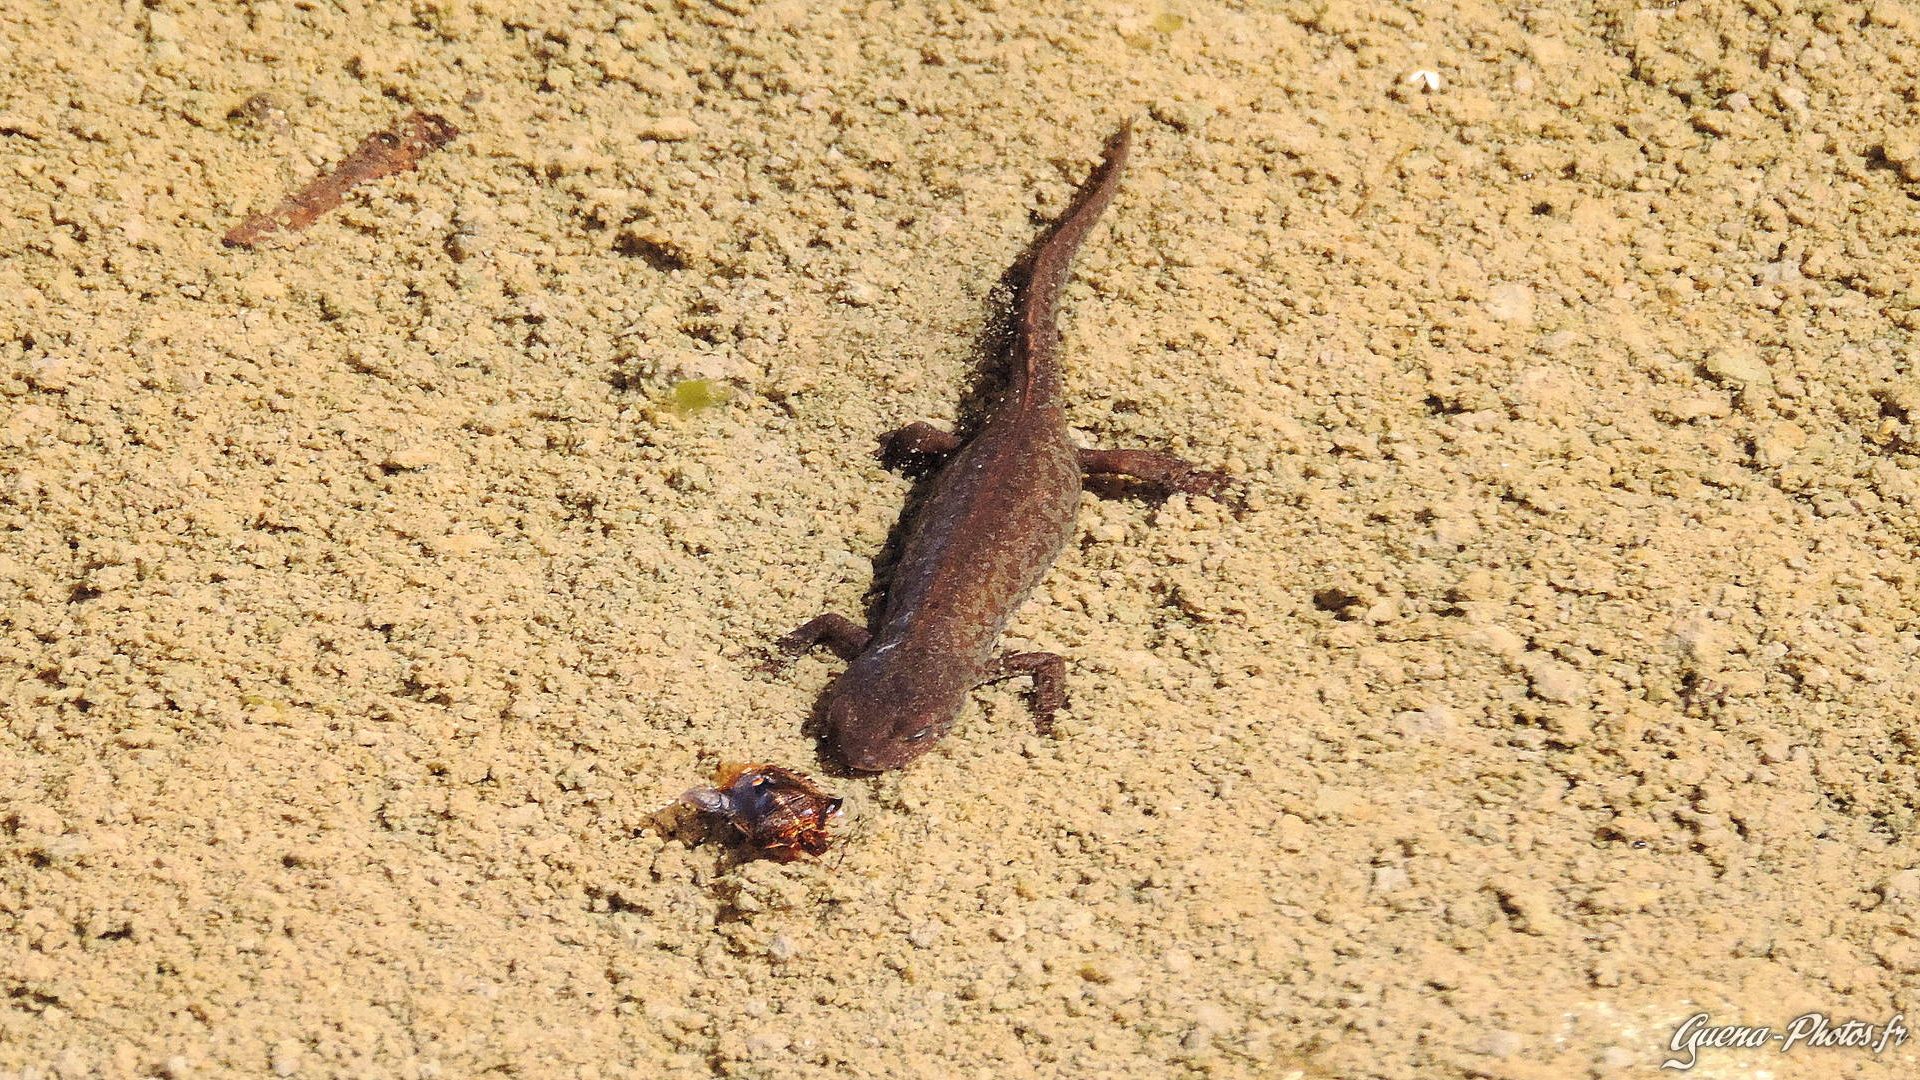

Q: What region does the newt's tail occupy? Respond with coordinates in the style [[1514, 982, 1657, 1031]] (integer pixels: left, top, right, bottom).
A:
[[1009, 123, 1131, 410]]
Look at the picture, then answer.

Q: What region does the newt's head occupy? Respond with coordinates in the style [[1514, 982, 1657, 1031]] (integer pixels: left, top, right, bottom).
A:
[[824, 659, 970, 772]]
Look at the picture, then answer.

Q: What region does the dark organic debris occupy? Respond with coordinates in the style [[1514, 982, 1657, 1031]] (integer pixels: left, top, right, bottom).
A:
[[223, 110, 459, 248]]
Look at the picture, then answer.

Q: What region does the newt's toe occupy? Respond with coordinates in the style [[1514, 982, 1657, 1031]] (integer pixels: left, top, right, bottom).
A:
[[1175, 468, 1234, 498]]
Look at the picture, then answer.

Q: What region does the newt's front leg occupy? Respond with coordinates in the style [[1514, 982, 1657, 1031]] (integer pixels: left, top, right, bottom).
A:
[[880, 421, 962, 463], [882, 423, 1229, 497], [761, 613, 871, 672], [979, 650, 1067, 734]]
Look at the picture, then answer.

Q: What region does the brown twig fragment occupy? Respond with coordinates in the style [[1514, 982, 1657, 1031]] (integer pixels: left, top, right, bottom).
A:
[[223, 110, 459, 248]]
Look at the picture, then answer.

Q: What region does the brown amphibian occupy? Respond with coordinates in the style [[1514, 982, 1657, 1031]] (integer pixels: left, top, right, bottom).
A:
[[770, 123, 1229, 772]]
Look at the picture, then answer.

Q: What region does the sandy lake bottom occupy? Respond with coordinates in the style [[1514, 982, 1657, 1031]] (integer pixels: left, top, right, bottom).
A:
[[4, 2, 1920, 1077]]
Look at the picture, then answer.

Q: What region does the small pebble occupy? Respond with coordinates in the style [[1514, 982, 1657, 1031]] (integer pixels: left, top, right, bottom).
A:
[[1486, 281, 1535, 324], [1476, 1029, 1522, 1059], [742, 1030, 789, 1057], [1597, 1044, 1636, 1070], [1702, 346, 1770, 388], [1371, 865, 1411, 895], [1526, 660, 1586, 705], [639, 117, 700, 141], [1879, 868, 1920, 909]]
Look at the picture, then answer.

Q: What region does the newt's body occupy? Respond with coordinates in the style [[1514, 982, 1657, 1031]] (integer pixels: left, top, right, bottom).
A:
[[775, 124, 1225, 771]]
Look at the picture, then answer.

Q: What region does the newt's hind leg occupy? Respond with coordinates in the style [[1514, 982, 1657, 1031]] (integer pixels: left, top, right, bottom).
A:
[[761, 613, 871, 673], [881, 423, 1228, 498], [980, 650, 1067, 734], [879, 422, 963, 472], [1076, 448, 1231, 498]]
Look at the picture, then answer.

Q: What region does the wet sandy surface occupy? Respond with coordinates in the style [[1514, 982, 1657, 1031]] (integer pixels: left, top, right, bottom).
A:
[[3, 1, 1918, 1077]]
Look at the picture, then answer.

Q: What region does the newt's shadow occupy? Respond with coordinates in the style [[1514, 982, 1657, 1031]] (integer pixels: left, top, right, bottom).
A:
[[788, 230, 1042, 773], [641, 800, 761, 871], [864, 183, 1121, 564]]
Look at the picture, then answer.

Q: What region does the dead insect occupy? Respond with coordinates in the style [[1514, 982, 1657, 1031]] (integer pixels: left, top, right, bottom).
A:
[[680, 763, 843, 861]]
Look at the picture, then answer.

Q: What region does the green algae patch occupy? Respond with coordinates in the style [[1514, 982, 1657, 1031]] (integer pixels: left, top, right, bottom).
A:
[[667, 378, 733, 415]]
